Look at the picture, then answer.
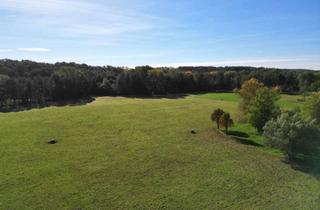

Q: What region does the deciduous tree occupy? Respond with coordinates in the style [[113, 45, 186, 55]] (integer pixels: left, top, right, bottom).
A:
[[248, 87, 280, 133], [303, 92, 320, 124], [238, 78, 264, 114]]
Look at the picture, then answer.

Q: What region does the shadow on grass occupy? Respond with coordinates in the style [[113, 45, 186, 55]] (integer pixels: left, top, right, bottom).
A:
[[127, 94, 188, 99], [222, 129, 319, 179], [282, 157, 320, 180], [228, 131, 249, 138], [0, 94, 188, 113], [215, 129, 263, 147], [0, 97, 95, 113], [226, 130, 263, 147], [230, 136, 264, 147]]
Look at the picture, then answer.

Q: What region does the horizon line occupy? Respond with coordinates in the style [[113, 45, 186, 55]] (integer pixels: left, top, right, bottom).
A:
[[0, 58, 319, 71]]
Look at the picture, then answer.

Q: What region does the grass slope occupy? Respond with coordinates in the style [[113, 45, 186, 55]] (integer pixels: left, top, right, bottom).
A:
[[1, 93, 319, 209]]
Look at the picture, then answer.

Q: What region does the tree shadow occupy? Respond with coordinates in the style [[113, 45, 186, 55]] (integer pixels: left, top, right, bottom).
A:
[[228, 130, 250, 138], [227, 130, 263, 147], [282, 157, 320, 180], [0, 94, 188, 113], [231, 136, 264, 147], [0, 97, 95, 113], [127, 94, 188, 99], [225, 129, 319, 179]]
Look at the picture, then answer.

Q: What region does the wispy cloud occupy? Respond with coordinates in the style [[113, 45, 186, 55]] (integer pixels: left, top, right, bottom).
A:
[[0, 0, 165, 37], [17, 48, 51, 52]]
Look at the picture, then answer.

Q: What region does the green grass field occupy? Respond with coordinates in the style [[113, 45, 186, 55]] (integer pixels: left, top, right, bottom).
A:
[[1, 93, 319, 209]]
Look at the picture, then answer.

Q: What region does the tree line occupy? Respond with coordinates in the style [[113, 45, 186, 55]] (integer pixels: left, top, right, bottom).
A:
[[0, 59, 319, 109]]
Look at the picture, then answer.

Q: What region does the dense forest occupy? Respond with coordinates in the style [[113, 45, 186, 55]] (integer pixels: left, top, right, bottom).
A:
[[0, 59, 319, 110]]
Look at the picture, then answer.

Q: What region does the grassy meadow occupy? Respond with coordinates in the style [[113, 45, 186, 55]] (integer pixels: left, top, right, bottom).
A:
[[1, 93, 319, 209]]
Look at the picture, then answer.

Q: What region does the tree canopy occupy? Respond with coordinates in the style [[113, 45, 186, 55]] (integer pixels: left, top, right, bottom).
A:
[[248, 87, 281, 133], [303, 92, 320, 124], [238, 78, 264, 114], [0, 59, 319, 111]]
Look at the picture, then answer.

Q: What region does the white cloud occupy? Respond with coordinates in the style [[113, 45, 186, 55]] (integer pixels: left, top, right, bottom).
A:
[[0, 0, 165, 36], [17, 48, 51, 52]]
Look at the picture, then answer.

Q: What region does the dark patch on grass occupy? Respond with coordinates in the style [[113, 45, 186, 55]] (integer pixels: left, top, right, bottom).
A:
[[228, 130, 250, 138], [215, 128, 263, 147], [127, 94, 188, 99], [0, 97, 95, 113], [282, 157, 320, 180], [230, 136, 264, 147]]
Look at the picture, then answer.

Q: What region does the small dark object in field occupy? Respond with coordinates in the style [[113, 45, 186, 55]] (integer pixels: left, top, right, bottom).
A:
[[48, 139, 58, 144], [190, 130, 197, 134]]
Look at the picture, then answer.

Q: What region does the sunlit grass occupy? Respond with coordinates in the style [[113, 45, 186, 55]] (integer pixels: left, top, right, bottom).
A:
[[1, 93, 318, 209]]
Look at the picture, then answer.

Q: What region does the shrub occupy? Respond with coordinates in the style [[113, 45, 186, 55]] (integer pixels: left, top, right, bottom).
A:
[[263, 112, 320, 161]]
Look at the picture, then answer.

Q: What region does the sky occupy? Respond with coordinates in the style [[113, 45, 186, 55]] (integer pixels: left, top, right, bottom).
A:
[[0, 0, 320, 69]]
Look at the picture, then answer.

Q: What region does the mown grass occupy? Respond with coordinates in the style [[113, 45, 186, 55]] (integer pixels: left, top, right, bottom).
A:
[[1, 93, 319, 209], [194, 92, 240, 102], [278, 94, 304, 110]]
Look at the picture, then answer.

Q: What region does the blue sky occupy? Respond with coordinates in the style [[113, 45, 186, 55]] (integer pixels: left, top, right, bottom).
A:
[[0, 0, 319, 69]]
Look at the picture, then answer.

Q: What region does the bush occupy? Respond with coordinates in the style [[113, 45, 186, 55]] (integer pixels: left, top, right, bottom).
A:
[[263, 112, 320, 161]]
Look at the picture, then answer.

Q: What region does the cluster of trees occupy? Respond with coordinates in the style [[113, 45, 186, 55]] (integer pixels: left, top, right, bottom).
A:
[[1, 59, 320, 110], [237, 78, 320, 163], [0, 61, 123, 108], [211, 108, 234, 134], [263, 92, 320, 162]]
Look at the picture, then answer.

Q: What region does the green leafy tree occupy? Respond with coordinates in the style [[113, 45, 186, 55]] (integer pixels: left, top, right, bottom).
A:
[[238, 78, 264, 115], [0, 74, 10, 106], [98, 77, 115, 95], [0, 59, 316, 110], [298, 72, 316, 94], [248, 87, 280, 133], [211, 108, 225, 129], [309, 72, 320, 91], [219, 112, 234, 134], [303, 92, 320, 124]]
